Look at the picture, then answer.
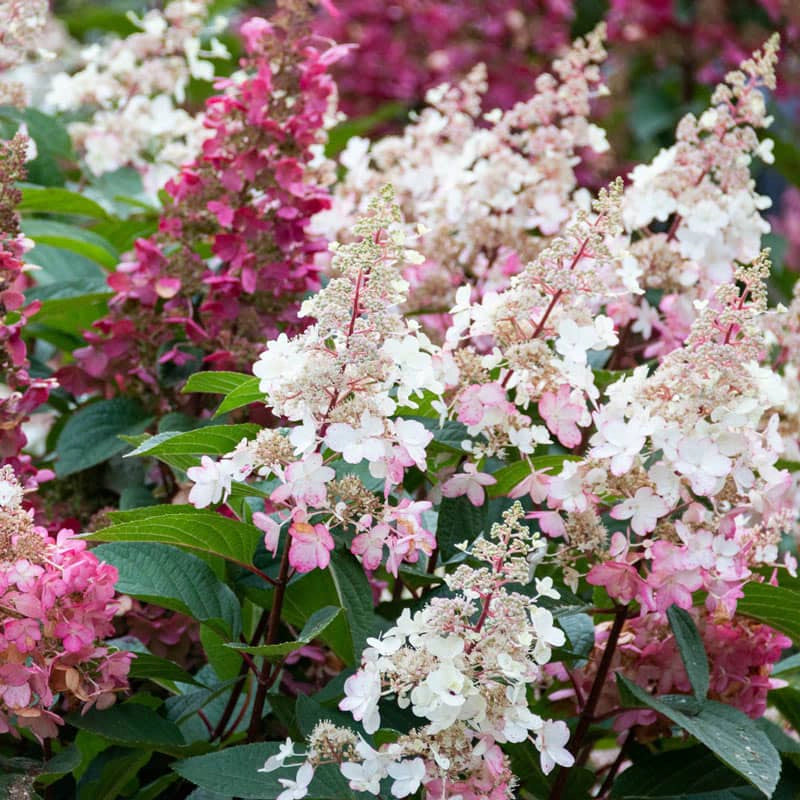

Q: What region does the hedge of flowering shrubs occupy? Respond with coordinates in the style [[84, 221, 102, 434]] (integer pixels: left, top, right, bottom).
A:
[[3, 0, 800, 798]]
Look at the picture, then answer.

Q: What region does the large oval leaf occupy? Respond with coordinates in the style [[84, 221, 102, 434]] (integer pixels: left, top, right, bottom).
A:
[[94, 542, 241, 638]]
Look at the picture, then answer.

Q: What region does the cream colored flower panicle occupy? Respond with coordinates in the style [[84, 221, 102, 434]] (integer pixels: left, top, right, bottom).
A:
[[254, 185, 443, 430], [313, 25, 610, 323], [259, 502, 572, 800], [623, 35, 779, 295]]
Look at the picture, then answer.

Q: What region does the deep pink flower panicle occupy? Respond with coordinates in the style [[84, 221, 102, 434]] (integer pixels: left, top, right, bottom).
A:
[[70, 5, 346, 410]]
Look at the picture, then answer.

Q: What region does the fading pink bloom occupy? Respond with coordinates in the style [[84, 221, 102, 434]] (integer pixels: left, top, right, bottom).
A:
[[351, 521, 388, 571], [441, 463, 496, 506], [538, 385, 587, 448], [253, 512, 281, 556], [289, 516, 335, 573], [271, 453, 335, 507]]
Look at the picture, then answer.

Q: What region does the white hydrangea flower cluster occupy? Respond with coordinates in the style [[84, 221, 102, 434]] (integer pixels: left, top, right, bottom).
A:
[[621, 35, 779, 347], [0, 0, 52, 106], [187, 188, 448, 577], [260, 503, 573, 800], [313, 25, 610, 324], [251, 185, 444, 473], [45, 0, 228, 195], [437, 180, 628, 462]]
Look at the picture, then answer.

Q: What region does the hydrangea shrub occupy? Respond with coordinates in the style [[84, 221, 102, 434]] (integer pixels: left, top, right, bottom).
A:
[[1, 1, 800, 799]]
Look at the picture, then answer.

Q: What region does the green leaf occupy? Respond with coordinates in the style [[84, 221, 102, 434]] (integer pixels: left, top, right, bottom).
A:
[[164, 679, 239, 727], [770, 688, 800, 732], [261, 569, 353, 664], [127, 652, 203, 689], [19, 185, 109, 219], [128, 424, 260, 460], [119, 486, 158, 511], [773, 653, 800, 679], [667, 604, 710, 700], [617, 675, 781, 797], [130, 773, 181, 800], [180, 370, 264, 416], [25, 243, 106, 285], [295, 694, 359, 739], [436, 494, 488, 561], [106, 504, 204, 523], [40, 745, 82, 778], [92, 215, 157, 251], [84, 508, 262, 569], [214, 378, 263, 417], [226, 607, 341, 661], [30, 291, 110, 335], [66, 703, 186, 755], [329, 551, 385, 662], [183, 371, 255, 396], [94, 542, 241, 638], [21, 218, 119, 268], [76, 747, 153, 800], [0, 106, 73, 186], [201, 625, 243, 681], [410, 416, 469, 453], [737, 582, 800, 645], [55, 398, 153, 477], [555, 612, 595, 663], [611, 745, 758, 798], [25, 279, 108, 302]]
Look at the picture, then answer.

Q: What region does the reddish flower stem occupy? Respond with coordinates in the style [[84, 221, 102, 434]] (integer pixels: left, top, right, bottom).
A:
[[548, 604, 628, 800], [247, 536, 293, 740]]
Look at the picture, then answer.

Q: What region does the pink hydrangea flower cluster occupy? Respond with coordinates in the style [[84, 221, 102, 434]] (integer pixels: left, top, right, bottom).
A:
[[0, 466, 131, 741], [0, 132, 55, 480], [552, 610, 790, 735], [123, 600, 201, 668], [315, 0, 800, 123], [65, 2, 347, 408]]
